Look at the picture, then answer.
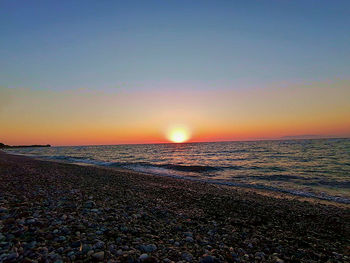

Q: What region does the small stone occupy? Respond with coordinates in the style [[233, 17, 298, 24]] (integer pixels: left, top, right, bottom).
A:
[[182, 252, 193, 262], [77, 224, 85, 231], [26, 218, 36, 225], [332, 252, 342, 259], [185, 236, 194, 242], [120, 226, 128, 232], [183, 232, 193, 237], [255, 252, 265, 259], [200, 255, 215, 263], [61, 227, 70, 234], [39, 247, 49, 254], [84, 201, 95, 208], [57, 247, 64, 253], [139, 254, 149, 261], [6, 252, 19, 261], [0, 207, 8, 213], [92, 251, 104, 261], [24, 241, 36, 250], [82, 244, 92, 254], [140, 244, 157, 252], [71, 241, 81, 248], [144, 257, 157, 263], [207, 230, 215, 236], [94, 240, 105, 249]]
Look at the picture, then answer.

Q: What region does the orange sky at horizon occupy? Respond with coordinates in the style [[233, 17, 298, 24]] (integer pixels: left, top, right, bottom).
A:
[[1, 80, 350, 146]]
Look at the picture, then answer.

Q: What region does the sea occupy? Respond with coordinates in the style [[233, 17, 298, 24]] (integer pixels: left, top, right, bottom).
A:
[[5, 138, 350, 204]]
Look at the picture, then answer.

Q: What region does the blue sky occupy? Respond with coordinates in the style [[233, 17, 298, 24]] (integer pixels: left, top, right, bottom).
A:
[[1, 1, 350, 145], [1, 0, 350, 91]]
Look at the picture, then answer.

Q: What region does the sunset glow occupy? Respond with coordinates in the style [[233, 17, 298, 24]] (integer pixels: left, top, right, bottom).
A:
[[0, 1, 350, 146], [167, 127, 190, 143]]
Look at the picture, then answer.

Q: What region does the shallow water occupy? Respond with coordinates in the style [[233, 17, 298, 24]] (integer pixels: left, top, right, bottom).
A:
[[5, 139, 350, 203]]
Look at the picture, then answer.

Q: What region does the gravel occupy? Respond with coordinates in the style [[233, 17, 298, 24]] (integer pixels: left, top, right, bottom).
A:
[[0, 151, 349, 262]]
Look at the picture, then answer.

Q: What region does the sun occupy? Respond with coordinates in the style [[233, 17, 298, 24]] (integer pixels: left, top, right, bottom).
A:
[[167, 127, 190, 143]]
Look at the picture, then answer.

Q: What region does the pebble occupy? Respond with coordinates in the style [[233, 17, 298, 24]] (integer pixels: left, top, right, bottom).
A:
[[200, 255, 215, 263], [58, 236, 66, 241], [82, 244, 92, 254], [26, 218, 36, 225], [6, 252, 19, 261], [71, 241, 81, 248], [185, 236, 194, 242], [140, 244, 157, 252], [94, 240, 105, 249], [255, 251, 265, 259], [0, 207, 8, 213], [139, 253, 149, 261], [183, 232, 193, 237], [182, 252, 193, 262], [92, 251, 104, 260], [84, 200, 95, 208]]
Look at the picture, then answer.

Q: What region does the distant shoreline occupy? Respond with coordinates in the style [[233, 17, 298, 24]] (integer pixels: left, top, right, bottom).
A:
[[0, 143, 51, 148]]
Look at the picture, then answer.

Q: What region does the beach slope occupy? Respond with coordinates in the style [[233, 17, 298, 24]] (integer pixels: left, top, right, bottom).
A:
[[0, 152, 349, 262]]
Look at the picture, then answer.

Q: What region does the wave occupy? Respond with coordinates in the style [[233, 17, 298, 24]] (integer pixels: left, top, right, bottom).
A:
[[205, 180, 350, 204], [42, 155, 222, 173], [43, 156, 284, 173], [122, 164, 350, 204], [10, 153, 350, 205], [44, 155, 112, 166]]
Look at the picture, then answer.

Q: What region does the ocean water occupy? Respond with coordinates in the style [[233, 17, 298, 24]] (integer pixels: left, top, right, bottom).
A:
[[5, 139, 350, 204]]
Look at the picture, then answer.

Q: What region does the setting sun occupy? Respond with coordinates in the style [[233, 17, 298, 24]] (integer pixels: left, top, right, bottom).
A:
[[167, 127, 190, 143]]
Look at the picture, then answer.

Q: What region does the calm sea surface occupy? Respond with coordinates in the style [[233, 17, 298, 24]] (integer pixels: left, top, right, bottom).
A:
[[5, 139, 350, 204]]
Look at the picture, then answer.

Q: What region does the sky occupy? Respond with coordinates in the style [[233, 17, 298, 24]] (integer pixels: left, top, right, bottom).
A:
[[1, 0, 350, 145]]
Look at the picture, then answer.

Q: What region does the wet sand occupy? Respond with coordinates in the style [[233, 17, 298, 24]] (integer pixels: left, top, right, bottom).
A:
[[0, 151, 349, 262]]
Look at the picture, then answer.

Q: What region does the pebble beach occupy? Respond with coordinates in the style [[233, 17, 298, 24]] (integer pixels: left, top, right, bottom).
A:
[[0, 151, 349, 262]]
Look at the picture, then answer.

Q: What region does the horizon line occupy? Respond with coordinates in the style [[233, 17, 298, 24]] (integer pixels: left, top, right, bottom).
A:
[[3, 136, 349, 148]]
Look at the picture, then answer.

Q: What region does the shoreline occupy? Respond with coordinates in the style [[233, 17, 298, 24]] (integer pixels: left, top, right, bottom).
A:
[[0, 151, 349, 262], [5, 150, 350, 207]]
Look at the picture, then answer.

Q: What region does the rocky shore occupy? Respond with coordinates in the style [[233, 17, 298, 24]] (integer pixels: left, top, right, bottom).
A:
[[0, 152, 349, 262]]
